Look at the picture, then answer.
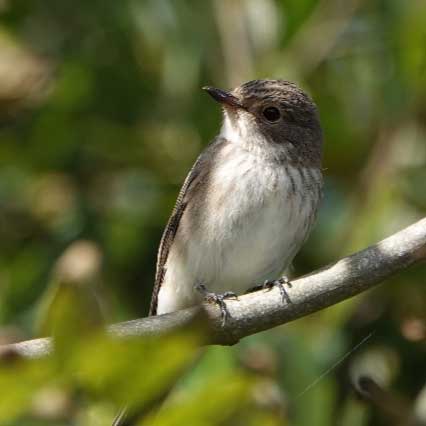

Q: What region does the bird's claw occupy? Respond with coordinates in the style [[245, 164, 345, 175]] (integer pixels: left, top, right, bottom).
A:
[[195, 283, 238, 326], [263, 276, 292, 303]]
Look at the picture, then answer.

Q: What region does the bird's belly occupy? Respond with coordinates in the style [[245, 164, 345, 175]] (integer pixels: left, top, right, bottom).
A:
[[195, 189, 307, 294], [156, 161, 321, 315], [189, 160, 318, 291]]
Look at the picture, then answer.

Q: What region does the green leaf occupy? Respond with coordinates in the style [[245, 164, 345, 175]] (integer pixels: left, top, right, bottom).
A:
[[70, 330, 202, 408], [138, 373, 253, 426]]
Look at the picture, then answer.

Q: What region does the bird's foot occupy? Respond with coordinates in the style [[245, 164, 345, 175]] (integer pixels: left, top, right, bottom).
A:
[[262, 276, 292, 303], [195, 283, 238, 326]]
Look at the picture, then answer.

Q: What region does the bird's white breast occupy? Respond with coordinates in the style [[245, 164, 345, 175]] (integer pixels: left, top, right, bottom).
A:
[[156, 141, 321, 315]]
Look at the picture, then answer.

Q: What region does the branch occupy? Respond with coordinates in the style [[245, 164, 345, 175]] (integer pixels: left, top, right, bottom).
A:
[[2, 218, 426, 359]]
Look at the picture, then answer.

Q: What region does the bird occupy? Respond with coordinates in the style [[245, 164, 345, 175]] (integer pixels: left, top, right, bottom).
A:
[[113, 79, 323, 426], [151, 78, 323, 319]]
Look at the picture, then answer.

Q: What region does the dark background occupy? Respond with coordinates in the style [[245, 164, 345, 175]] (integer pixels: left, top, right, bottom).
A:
[[0, 1, 425, 425]]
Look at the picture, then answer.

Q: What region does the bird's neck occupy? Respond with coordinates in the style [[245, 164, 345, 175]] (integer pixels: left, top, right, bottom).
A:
[[219, 115, 295, 165]]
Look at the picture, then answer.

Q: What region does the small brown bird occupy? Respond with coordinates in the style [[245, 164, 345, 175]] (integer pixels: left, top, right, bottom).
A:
[[113, 79, 323, 426], [150, 79, 323, 319]]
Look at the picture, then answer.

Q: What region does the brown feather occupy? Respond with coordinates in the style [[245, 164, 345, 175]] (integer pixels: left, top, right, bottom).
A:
[[149, 137, 227, 315]]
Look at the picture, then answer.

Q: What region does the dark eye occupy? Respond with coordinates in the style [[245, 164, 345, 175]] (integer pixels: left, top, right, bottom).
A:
[[262, 106, 281, 122]]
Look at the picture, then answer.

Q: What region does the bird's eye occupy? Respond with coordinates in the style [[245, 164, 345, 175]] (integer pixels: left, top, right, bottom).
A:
[[262, 106, 281, 122]]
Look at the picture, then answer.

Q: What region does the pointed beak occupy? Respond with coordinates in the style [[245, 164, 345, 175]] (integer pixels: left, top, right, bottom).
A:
[[203, 86, 244, 109]]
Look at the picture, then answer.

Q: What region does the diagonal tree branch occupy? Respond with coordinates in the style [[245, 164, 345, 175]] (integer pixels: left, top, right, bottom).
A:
[[2, 217, 426, 359]]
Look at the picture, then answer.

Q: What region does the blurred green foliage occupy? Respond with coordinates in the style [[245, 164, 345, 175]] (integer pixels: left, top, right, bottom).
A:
[[0, 0, 425, 425]]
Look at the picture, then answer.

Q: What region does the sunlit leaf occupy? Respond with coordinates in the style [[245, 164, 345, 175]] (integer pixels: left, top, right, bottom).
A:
[[0, 358, 55, 423], [71, 330, 202, 408], [138, 374, 253, 426]]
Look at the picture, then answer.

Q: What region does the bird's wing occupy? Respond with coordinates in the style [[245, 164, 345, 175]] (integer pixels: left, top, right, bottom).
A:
[[149, 137, 226, 315]]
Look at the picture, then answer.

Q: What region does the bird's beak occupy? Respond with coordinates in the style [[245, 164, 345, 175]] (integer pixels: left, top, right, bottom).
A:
[[203, 86, 244, 109]]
